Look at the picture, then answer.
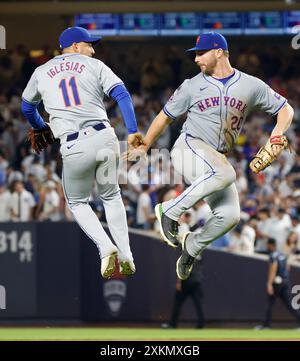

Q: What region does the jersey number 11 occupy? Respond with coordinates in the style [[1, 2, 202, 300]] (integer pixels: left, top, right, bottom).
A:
[[59, 76, 81, 107]]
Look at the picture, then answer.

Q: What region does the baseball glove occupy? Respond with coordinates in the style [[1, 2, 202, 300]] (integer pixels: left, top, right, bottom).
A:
[[28, 124, 55, 154], [249, 135, 290, 174]]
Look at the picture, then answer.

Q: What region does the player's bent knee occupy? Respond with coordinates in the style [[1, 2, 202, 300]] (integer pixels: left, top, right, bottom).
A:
[[216, 205, 240, 230], [226, 210, 240, 229], [230, 213, 240, 228], [214, 167, 236, 190], [213, 158, 236, 178]]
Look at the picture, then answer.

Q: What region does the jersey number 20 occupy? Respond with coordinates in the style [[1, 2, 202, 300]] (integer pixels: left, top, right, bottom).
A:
[[59, 76, 81, 107], [231, 116, 243, 131]]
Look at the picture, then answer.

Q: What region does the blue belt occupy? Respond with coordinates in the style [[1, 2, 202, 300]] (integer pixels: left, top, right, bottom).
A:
[[66, 123, 106, 142]]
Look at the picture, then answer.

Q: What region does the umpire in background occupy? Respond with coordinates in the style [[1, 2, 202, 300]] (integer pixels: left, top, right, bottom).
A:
[[161, 257, 205, 329], [260, 238, 300, 329]]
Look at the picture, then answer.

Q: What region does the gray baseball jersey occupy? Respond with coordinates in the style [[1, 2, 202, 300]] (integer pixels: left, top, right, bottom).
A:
[[163, 69, 287, 153], [22, 53, 123, 138]]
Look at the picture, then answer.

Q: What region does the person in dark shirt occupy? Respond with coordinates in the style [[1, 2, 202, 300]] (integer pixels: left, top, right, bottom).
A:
[[260, 238, 300, 329], [161, 257, 205, 329]]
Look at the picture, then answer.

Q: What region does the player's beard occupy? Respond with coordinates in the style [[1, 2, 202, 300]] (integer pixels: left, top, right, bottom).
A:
[[203, 57, 218, 76]]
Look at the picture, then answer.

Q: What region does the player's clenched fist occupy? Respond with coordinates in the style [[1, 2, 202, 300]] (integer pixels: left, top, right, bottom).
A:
[[127, 132, 145, 148]]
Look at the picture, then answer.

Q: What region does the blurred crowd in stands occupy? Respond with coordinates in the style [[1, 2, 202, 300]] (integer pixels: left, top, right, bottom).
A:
[[0, 41, 300, 262]]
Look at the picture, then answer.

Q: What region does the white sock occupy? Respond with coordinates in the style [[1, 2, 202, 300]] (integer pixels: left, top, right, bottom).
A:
[[102, 195, 134, 262], [69, 202, 117, 258]]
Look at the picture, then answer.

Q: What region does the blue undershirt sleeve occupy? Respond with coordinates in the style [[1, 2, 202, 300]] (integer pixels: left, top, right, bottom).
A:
[[109, 84, 138, 134], [21, 99, 47, 130]]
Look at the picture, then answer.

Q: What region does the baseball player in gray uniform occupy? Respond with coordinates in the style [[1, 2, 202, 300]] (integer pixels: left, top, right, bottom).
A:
[[127, 32, 294, 280], [21, 27, 144, 279]]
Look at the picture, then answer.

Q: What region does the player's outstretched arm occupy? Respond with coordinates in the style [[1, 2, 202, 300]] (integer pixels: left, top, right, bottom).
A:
[[124, 110, 172, 161], [143, 110, 173, 152]]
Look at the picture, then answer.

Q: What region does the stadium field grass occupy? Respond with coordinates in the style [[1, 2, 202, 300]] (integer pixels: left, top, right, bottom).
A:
[[0, 328, 299, 341]]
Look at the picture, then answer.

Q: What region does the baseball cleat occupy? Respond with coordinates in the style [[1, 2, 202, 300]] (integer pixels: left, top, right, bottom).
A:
[[101, 251, 118, 279], [176, 232, 195, 280], [119, 260, 136, 276], [155, 203, 180, 248]]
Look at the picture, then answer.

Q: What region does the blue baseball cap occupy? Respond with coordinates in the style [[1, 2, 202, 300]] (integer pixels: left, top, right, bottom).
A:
[[59, 27, 102, 50], [186, 32, 228, 52]]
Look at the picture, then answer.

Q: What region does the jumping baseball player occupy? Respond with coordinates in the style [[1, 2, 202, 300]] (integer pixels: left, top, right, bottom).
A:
[[127, 32, 294, 280], [21, 27, 143, 279]]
